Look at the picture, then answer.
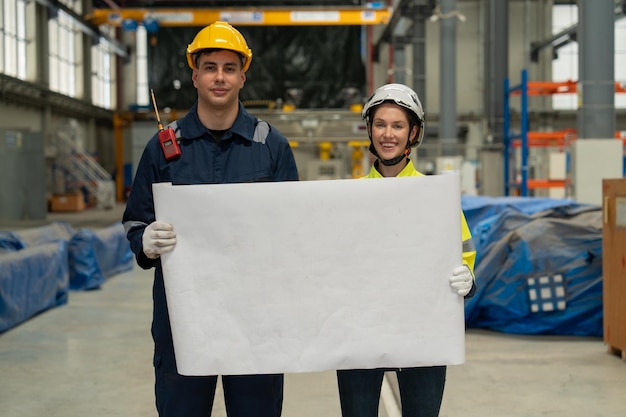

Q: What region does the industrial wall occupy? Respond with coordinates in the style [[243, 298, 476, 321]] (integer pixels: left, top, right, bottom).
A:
[[370, 1, 555, 117], [1, 1, 625, 206], [1, 2, 549, 150]]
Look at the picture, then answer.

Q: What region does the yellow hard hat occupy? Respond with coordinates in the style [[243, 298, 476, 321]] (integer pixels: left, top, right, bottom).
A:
[[186, 21, 253, 71]]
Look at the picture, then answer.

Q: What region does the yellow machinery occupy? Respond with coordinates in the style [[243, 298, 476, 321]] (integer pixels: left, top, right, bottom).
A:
[[348, 141, 370, 178]]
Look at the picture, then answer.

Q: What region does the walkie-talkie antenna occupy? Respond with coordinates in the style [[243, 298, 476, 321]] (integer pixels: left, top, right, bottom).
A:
[[150, 89, 164, 131], [151, 89, 182, 161]]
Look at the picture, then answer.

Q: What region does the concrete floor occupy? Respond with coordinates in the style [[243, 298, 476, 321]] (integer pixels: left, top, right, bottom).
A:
[[1, 205, 626, 416]]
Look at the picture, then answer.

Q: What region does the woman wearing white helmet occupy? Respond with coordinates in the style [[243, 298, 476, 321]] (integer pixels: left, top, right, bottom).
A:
[[336, 83, 477, 417], [361, 83, 425, 174]]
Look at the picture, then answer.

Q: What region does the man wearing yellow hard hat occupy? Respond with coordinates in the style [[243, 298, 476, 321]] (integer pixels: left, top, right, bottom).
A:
[[123, 21, 298, 417]]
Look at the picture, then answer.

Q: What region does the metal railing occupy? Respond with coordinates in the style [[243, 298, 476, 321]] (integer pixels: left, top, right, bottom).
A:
[[56, 131, 115, 209]]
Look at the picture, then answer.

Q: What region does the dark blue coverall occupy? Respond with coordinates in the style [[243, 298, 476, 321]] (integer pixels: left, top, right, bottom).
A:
[[122, 101, 299, 417]]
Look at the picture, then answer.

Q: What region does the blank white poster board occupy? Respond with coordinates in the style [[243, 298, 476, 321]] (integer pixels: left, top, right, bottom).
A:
[[153, 174, 465, 376]]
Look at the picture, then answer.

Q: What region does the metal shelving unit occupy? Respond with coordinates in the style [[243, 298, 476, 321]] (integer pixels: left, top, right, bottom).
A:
[[503, 69, 626, 197]]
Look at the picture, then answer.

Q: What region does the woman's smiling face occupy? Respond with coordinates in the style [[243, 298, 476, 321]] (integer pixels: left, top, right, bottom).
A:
[[369, 102, 417, 161]]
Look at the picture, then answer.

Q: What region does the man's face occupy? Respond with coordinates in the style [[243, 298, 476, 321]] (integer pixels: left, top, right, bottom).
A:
[[192, 50, 246, 110]]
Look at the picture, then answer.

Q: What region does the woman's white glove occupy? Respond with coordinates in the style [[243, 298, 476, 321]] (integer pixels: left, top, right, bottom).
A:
[[449, 265, 474, 296], [142, 221, 177, 259]]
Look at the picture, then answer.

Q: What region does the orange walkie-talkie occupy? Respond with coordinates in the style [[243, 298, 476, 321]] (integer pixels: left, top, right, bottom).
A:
[[151, 89, 181, 161]]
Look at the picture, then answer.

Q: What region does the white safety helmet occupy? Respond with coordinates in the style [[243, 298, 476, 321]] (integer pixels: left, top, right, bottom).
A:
[[362, 83, 425, 148]]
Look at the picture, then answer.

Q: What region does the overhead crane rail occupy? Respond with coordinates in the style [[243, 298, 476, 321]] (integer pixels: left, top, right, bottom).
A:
[[87, 6, 392, 27]]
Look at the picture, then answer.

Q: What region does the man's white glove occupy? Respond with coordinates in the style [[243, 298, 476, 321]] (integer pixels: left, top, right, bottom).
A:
[[142, 221, 177, 259], [450, 265, 474, 297]]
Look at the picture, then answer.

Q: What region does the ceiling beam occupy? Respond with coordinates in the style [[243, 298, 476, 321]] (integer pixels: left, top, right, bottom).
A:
[[87, 6, 392, 27], [530, 0, 625, 62], [372, 0, 434, 62]]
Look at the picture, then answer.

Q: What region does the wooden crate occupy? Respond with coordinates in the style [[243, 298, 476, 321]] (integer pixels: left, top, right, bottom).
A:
[[602, 179, 626, 359]]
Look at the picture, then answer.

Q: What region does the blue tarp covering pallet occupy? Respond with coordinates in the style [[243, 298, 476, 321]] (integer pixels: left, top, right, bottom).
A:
[[0, 197, 606, 336], [11, 222, 74, 248], [462, 196, 603, 336], [0, 241, 69, 333], [0, 221, 133, 333], [68, 223, 134, 291]]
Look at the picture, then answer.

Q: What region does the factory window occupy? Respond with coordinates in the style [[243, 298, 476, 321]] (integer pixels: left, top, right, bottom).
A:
[[92, 26, 115, 109], [136, 25, 150, 107], [49, 0, 82, 98], [552, 4, 626, 110], [0, 0, 27, 79]]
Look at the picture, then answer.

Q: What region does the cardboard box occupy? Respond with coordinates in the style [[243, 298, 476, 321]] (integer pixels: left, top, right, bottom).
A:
[[50, 192, 85, 212]]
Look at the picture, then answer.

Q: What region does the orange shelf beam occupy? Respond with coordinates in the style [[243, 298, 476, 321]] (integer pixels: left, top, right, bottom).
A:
[[511, 129, 577, 147], [511, 80, 626, 95], [527, 179, 567, 189], [512, 129, 626, 148], [510, 80, 577, 95], [527, 80, 577, 95], [512, 179, 568, 189]]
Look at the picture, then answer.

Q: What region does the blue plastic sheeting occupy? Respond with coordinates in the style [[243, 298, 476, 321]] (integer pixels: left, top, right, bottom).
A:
[[11, 221, 75, 247], [0, 241, 69, 333], [68, 223, 134, 291], [462, 195, 591, 227], [1, 221, 133, 291], [461, 196, 603, 336], [0, 231, 24, 253], [0, 221, 134, 332]]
